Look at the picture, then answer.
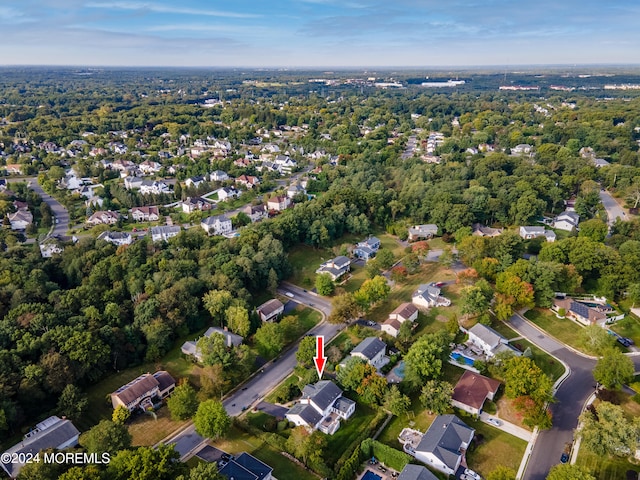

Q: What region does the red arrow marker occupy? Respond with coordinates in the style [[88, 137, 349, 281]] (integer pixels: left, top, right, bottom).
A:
[[313, 335, 327, 380]]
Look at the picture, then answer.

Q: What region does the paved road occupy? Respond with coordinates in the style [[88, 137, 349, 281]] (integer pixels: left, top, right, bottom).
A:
[[600, 189, 626, 226], [7, 177, 70, 238], [165, 282, 341, 458]]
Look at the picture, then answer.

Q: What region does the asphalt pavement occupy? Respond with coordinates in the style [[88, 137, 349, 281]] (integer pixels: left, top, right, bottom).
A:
[[599, 189, 626, 226]]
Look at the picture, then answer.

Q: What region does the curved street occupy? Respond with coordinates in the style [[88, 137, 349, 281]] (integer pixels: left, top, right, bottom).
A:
[[600, 189, 626, 227]]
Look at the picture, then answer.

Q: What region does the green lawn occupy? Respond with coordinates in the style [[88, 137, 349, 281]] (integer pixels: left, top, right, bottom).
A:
[[324, 403, 379, 464], [610, 315, 640, 347], [523, 309, 588, 352], [214, 425, 311, 480], [265, 373, 299, 404], [287, 244, 331, 287], [576, 451, 640, 480], [462, 413, 527, 476]]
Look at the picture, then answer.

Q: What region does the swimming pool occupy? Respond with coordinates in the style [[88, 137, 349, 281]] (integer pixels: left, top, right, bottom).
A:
[[392, 361, 406, 379], [451, 352, 475, 366], [362, 470, 382, 480]]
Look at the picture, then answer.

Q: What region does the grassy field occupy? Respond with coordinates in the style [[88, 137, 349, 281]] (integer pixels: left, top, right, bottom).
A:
[[324, 403, 379, 464], [462, 414, 527, 475], [610, 315, 640, 346], [287, 244, 331, 287], [523, 309, 588, 352], [214, 425, 312, 480], [128, 406, 189, 446], [576, 451, 640, 480]]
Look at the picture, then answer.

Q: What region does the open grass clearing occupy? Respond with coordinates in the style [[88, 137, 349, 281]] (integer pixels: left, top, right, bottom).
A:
[[576, 451, 640, 480], [610, 315, 640, 347], [128, 405, 189, 446]]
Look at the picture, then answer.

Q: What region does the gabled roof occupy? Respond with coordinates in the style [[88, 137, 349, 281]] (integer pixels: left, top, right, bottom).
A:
[[416, 414, 474, 471], [333, 397, 356, 414], [351, 337, 386, 360], [520, 226, 545, 235], [390, 302, 418, 321], [452, 371, 501, 410], [152, 371, 175, 392], [257, 298, 284, 317], [112, 373, 159, 406], [556, 210, 579, 225], [468, 323, 506, 349], [302, 380, 343, 412], [235, 452, 273, 479], [397, 464, 439, 480], [286, 403, 323, 426], [219, 460, 258, 480], [413, 284, 440, 302]]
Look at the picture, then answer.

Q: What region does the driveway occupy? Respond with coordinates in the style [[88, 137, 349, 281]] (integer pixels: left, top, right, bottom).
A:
[[478, 412, 532, 442], [600, 190, 626, 226]]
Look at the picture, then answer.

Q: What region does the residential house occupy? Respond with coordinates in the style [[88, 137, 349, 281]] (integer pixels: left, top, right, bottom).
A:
[[216, 187, 240, 201], [167, 164, 184, 175], [185, 175, 207, 188], [139, 180, 169, 195], [236, 175, 260, 189], [286, 184, 306, 199], [266, 195, 291, 212], [285, 380, 356, 435], [210, 170, 229, 182], [124, 176, 144, 190], [412, 284, 451, 309], [256, 299, 284, 322], [39, 238, 64, 258], [519, 226, 556, 242], [315, 256, 351, 281], [349, 337, 388, 369], [451, 371, 501, 415], [87, 210, 120, 225], [97, 231, 133, 246], [4, 164, 23, 175], [150, 225, 181, 242], [466, 323, 520, 358], [201, 215, 232, 236], [110, 371, 175, 412], [552, 298, 607, 326], [408, 224, 438, 241], [138, 160, 161, 175], [181, 327, 243, 362], [472, 223, 503, 237], [354, 236, 381, 261], [592, 158, 610, 168], [181, 196, 212, 213], [1, 416, 80, 479], [219, 452, 273, 480], [382, 302, 419, 337], [273, 155, 297, 174], [242, 204, 268, 223], [397, 465, 439, 480], [554, 210, 580, 232], [412, 415, 474, 476], [8, 209, 33, 230], [130, 206, 160, 222], [512, 144, 533, 155]]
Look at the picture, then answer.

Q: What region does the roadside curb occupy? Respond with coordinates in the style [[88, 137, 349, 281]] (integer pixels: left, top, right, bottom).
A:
[[516, 426, 539, 480]]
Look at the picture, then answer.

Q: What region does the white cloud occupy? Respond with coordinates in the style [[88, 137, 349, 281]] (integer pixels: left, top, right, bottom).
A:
[[86, 1, 261, 18]]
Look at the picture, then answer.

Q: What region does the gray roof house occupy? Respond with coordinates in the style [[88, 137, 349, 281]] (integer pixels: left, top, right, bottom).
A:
[[553, 210, 580, 231], [466, 323, 521, 358], [412, 284, 451, 309], [354, 236, 381, 261], [397, 465, 439, 480], [413, 415, 474, 476], [350, 337, 388, 369], [1, 416, 80, 478], [315, 256, 351, 281], [181, 327, 244, 362], [519, 226, 556, 242], [150, 225, 181, 242], [286, 380, 356, 435], [219, 452, 273, 480], [408, 224, 438, 241]]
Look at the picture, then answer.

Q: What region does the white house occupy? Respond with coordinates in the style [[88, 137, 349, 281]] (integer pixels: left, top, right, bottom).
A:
[[256, 298, 284, 322], [87, 210, 120, 225], [39, 238, 64, 258], [519, 226, 556, 242], [216, 187, 240, 201], [130, 206, 160, 222], [98, 231, 133, 246], [124, 176, 144, 190], [554, 210, 580, 232], [180, 196, 212, 213], [512, 144, 533, 155], [466, 323, 519, 358], [242, 204, 268, 222], [150, 225, 181, 242], [139, 180, 170, 195], [349, 337, 388, 369], [8, 209, 33, 230], [286, 184, 306, 199], [236, 175, 260, 189], [412, 415, 474, 476], [1, 416, 80, 479], [354, 236, 381, 261], [201, 215, 232, 236], [397, 465, 439, 480], [266, 195, 291, 212], [382, 302, 419, 337], [285, 381, 356, 435], [185, 175, 207, 188], [408, 224, 438, 241], [138, 160, 161, 175], [111, 371, 175, 412], [316, 256, 351, 281], [412, 284, 451, 309], [210, 170, 229, 182], [181, 327, 243, 362]]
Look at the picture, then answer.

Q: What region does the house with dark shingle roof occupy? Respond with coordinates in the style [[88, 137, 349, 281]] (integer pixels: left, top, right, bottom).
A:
[[413, 415, 474, 476], [451, 371, 501, 415], [256, 299, 284, 322], [219, 452, 273, 480], [111, 371, 175, 412], [383, 303, 419, 337], [315, 255, 351, 281], [350, 337, 388, 369], [397, 464, 439, 480], [285, 380, 355, 435], [552, 298, 607, 326], [466, 323, 522, 358], [1, 416, 80, 478]]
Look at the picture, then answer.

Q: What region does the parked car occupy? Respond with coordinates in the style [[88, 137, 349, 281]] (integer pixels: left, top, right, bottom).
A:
[[464, 469, 482, 480], [560, 452, 569, 463], [487, 417, 501, 427], [285, 292, 294, 298]]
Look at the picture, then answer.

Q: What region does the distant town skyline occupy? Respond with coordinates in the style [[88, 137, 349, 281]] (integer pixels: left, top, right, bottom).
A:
[[0, 0, 639, 67]]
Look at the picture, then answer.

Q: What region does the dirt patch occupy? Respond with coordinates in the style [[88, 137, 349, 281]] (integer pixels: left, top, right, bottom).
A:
[[495, 397, 532, 430], [436, 314, 449, 323]]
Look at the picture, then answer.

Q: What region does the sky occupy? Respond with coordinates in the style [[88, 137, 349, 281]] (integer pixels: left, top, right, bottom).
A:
[[0, 0, 639, 67]]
